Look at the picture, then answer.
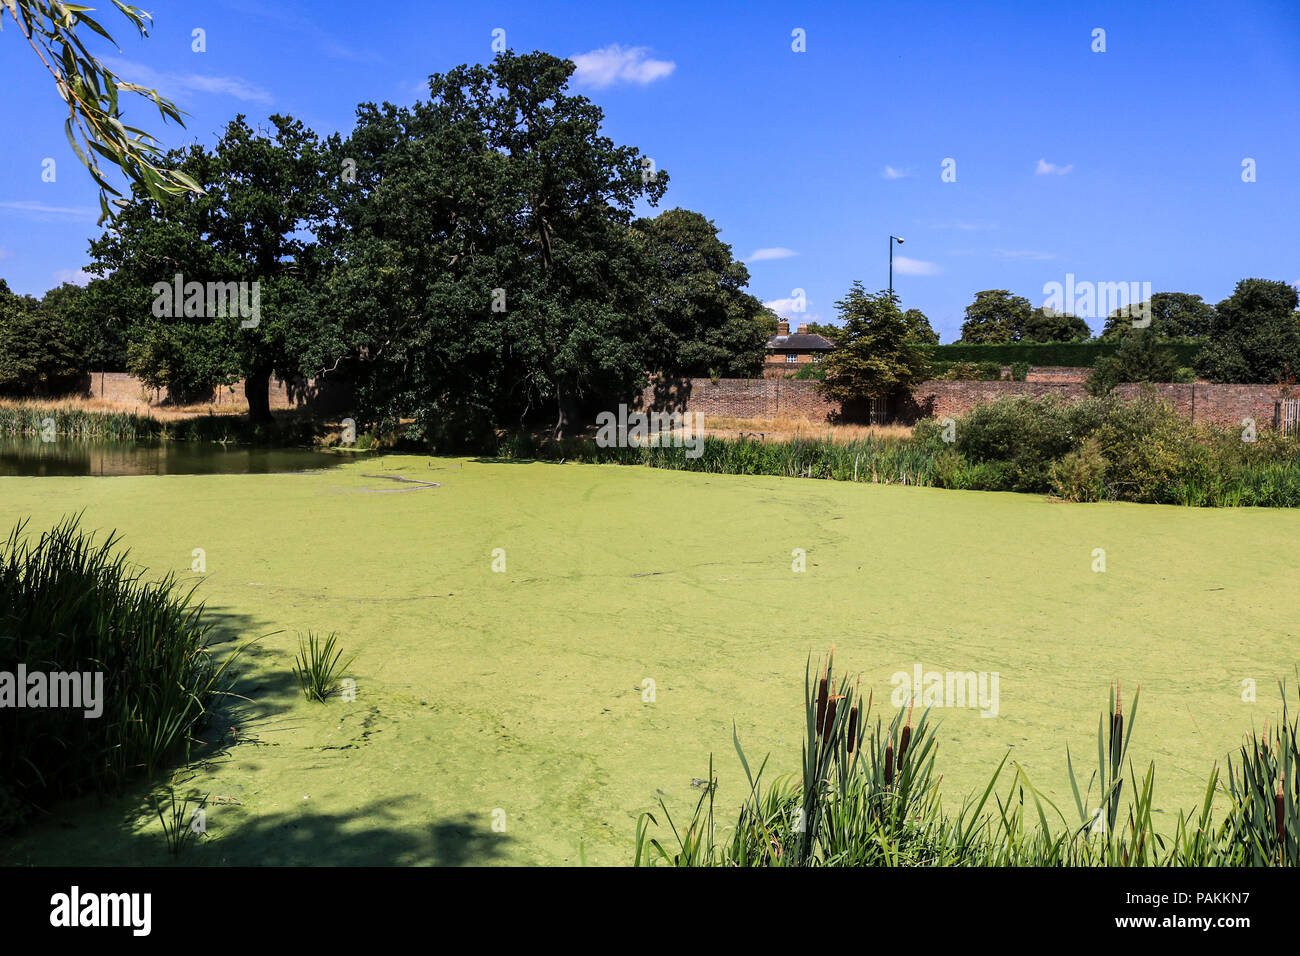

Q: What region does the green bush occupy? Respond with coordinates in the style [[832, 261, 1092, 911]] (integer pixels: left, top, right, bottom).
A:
[[1009, 362, 1030, 382], [954, 396, 1103, 492], [1050, 437, 1108, 502]]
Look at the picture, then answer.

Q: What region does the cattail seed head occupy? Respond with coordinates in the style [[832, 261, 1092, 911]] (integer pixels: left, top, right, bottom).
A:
[[1277, 783, 1286, 850], [884, 741, 894, 786], [816, 676, 828, 735], [823, 697, 838, 745], [899, 701, 915, 763], [847, 704, 859, 753]]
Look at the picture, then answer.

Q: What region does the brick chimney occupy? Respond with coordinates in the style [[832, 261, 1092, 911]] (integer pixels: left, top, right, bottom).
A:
[[797, 323, 808, 334], [777, 320, 790, 336]]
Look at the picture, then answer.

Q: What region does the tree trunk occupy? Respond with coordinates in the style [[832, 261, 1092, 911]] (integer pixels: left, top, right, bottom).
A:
[[245, 367, 273, 424], [552, 390, 581, 440]]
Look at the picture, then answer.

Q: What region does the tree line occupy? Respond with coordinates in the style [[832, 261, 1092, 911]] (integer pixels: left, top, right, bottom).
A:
[[2, 52, 778, 442]]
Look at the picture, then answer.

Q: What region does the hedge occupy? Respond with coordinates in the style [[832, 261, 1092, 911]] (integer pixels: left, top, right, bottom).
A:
[[917, 340, 1203, 368]]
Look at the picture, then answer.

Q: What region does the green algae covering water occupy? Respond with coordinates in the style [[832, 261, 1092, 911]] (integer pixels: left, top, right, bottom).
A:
[[1, 456, 1297, 865]]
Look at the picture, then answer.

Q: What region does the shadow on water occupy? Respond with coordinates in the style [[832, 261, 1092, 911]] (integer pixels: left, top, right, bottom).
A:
[[0, 436, 345, 477]]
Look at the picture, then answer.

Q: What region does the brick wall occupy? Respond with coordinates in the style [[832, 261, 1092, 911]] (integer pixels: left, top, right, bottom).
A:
[[80, 371, 352, 414], [639, 377, 838, 420], [1023, 366, 1092, 383], [897, 381, 1088, 423], [641, 376, 1299, 431]]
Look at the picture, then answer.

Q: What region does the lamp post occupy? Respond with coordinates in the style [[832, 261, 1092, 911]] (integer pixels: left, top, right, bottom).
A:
[[889, 235, 904, 296]]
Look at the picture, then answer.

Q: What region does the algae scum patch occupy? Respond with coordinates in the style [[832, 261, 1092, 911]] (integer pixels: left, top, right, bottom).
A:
[[1, 457, 1297, 864]]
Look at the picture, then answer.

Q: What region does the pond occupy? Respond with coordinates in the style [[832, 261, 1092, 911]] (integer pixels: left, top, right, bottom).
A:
[[0, 436, 347, 477]]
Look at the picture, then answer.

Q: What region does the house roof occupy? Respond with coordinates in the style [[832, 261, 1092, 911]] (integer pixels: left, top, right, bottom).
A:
[[766, 332, 835, 351]]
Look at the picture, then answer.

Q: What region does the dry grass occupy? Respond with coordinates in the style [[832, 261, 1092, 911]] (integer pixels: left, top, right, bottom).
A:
[[698, 415, 913, 443], [0, 395, 246, 421]]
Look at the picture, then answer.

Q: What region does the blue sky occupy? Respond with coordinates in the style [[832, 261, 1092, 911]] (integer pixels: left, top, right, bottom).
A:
[[2, 0, 1297, 341]]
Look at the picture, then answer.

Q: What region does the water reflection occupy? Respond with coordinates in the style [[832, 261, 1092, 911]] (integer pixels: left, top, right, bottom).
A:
[[0, 437, 345, 477]]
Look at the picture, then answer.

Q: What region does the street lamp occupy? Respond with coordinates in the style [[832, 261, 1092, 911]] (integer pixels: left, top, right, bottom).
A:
[[889, 235, 904, 296]]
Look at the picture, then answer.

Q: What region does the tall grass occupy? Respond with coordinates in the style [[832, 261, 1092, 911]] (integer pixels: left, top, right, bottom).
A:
[[0, 404, 319, 445], [634, 650, 1299, 866], [0, 516, 246, 833]]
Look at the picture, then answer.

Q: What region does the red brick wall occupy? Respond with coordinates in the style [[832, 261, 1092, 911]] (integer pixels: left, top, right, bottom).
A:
[[80, 372, 351, 413], [642, 376, 1299, 431], [900, 381, 1088, 422], [639, 377, 838, 420]]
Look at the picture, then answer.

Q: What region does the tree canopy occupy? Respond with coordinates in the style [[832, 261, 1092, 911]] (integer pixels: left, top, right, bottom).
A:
[[818, 284, 932, 404], [85, 114, 331, 418], [321, 50, 672, 441], [1194, 279, 1300, 384], [959, 290, 1033, 343], [1102, 292, 1215, 340]]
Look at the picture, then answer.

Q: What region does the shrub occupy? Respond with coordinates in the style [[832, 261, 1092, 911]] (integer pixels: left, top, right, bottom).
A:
[[1009, 361, 1030, 382], [954, 396, 1094, 492], [1050, 437, 1108, 502], [1091, 390, 1201, 502], [0, 516, 242, 832]]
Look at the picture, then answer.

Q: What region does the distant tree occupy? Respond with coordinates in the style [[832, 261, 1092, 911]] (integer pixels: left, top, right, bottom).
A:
[[86, 114, 331, 419], [818, 284, 931, 403], [804, 321, 842, 344], [636, 208, 768, 378], [1087, 329, 1184, 394], [1102, 292, 1215, 340], [1022, 306, 1090, 342], [1194, 279, 1300, 384], [959, 290, 1032, 343], [321, 51, 668, 441], [0, 280, 82, 394], [902, 308, 940, 345]]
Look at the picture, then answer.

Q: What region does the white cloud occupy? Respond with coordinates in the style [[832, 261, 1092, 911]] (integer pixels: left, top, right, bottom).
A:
[[53, 268, 94, 286], [103, 57, 272, 105], [882, 166, 911, 180], [892, 256, 941, 276], [0, 200, 97, 221], [570, 45, 675, 88], [747, 247, 798, 262], [763, 297, 818, 321], [1035, 158, 1073, 176]]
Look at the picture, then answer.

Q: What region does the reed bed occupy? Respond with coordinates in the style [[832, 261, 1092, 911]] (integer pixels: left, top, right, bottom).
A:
[[0, 403, 319, 446], [635, 649, 1299, 867], [0, 516, 246, 834]]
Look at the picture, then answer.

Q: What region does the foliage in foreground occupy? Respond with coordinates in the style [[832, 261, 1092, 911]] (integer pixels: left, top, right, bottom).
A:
[[0, 517, 243, 834], [635, 650, 1299, 866]]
